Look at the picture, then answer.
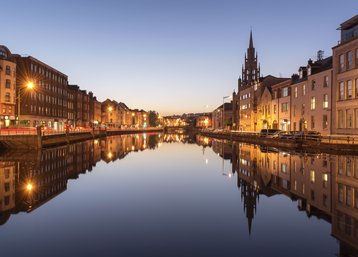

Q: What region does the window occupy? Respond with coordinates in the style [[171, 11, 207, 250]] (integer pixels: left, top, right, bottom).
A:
[[347, 109, 353, 128], [339, 54, 345, 72], [294, 87, 298, 98], [281, 163, 287, 173], [5, 93, 10, 102], [347, 80, 353, 99], [281, 103, 288, 112], [338, 184, 344, 203], [273, 104, 276, 114], [346, 186, 352, 207], [5, 66, 10, 75], [356, 48, 358, 68], [355, 109, 358, 128], [310, 170, 315, 183], [311, 80, 316, 90], [311, 97, 316, 110], [347, 51, 353, 70], [302, 104, 305, 115], [339, 82, 345, 100], [356, 78, 358, 98], [323, 94, 328, 108], [303, 84, 306, 96], [281, 87, 288, 97], [324, 76, 329, 87], [311, 115, 315, 129], [5, 79, 11, 89], [338, 110, 344, 128], [323, 115, 328, 129]]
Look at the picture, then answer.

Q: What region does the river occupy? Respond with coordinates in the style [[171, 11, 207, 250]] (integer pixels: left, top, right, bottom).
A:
[[0, 133, 356, 257]]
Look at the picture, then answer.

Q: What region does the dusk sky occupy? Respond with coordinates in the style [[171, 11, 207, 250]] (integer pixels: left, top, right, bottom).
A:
[[3, 0, 357, 115]]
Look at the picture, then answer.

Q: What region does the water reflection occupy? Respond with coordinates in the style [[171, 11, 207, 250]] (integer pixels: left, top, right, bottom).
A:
[[0, 134, 357, 256], [202, 135, 358, 256], [0, 133, 162, 225]]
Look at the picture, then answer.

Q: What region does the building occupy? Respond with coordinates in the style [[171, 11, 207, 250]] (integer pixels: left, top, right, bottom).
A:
[[290, 56, 333, 134], [270, 79, 291, 130], [232, 32, 287, 132], [15, 55, 68, 129], [212, 102, 232, 129], [232, 31, 260, 131], [102, 99, 120, 128], [332, 14, 358, 135], [195, 114, 212, 128], [0, 46, 17, 128]]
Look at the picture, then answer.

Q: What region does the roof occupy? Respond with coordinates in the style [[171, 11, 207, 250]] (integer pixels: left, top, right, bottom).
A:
[[215, 102, 232, 111], [338, 14, 358, 30]]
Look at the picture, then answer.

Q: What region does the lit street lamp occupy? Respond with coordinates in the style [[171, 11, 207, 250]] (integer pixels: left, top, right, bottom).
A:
[[17, 81, 34, 127]]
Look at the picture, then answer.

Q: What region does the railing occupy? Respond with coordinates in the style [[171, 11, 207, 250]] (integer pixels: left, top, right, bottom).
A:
[[200, 129, 358, 145], [0, 127, 163, 137]]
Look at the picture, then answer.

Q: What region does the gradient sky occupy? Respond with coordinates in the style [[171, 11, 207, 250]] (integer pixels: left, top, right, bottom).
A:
[[2, 0, 357, 115]]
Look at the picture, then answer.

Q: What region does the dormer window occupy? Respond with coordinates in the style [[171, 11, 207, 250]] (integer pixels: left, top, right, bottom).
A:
[[307, 66, 311, 76], [299, 69, 303, 79]]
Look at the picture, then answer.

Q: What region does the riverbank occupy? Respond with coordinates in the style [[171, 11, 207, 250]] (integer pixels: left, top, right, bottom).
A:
[[0, 127, 164, 149], [200, 129, 358, 154]]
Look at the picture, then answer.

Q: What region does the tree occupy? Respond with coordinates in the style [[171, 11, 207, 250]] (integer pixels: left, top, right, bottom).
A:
[[148, 111, 159, 127]]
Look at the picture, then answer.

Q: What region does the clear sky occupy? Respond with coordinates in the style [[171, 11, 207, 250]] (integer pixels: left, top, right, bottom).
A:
[[2, 0, 357, 115]]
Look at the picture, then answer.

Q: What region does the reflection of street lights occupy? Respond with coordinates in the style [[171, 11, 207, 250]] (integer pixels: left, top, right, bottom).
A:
[[18, 81, 35, 127], [222, 96, 230, 129]]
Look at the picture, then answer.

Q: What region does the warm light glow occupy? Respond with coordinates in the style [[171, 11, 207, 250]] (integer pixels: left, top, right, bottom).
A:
[[26, 183, 33, 191], [322, 173, 328, 182], [108, 152, 112, 159], [108, 106, 113, 112], [94, 140, 99, 144], [131, 146, 135, 150], [26, 81, 34, 89], [132, 113, 135, 116]]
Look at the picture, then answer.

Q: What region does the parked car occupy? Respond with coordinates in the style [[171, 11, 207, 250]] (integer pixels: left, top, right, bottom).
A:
[[294, 131, 322, 141], [277, 131, 295, 140], [259, 129, 281, 138]]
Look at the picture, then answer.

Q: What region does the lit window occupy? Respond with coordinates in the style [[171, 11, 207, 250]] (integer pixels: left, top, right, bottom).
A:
[[310, 97, 316, 110], [323, 94, 328, 108]]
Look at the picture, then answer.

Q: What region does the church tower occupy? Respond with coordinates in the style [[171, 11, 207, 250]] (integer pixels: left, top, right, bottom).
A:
[[239, 30, 260, 88]]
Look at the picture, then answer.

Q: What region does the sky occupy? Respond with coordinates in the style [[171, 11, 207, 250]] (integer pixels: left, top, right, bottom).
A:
[[2, 0, 358, 115]]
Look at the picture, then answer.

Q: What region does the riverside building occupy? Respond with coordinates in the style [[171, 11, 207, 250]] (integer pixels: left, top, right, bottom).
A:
[[0, 45, 17, 128], [14, 55, 68, 129]]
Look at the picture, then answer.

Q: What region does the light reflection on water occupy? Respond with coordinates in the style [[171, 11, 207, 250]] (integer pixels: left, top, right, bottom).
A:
[[0, 133, 356, 257]]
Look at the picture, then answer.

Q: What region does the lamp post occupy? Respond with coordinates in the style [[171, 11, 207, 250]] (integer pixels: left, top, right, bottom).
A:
[[222, 95, 230, 130], [108, 106, 113, 127], [17, 81, 34, 127]]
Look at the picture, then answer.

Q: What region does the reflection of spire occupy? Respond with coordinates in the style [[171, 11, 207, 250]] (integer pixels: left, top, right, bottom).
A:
[[241, 181, 259, 237]]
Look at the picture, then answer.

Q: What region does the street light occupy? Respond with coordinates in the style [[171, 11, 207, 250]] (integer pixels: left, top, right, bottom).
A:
[[222, 95, 230, 129], [17, 81, 35, 127]]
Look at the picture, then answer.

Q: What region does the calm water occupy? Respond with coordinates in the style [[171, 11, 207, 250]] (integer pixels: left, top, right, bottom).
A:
[[0, 133, 357, 257]]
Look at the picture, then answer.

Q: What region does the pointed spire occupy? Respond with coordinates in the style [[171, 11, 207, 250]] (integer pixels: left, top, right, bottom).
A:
[[249, 29, 253, 49]]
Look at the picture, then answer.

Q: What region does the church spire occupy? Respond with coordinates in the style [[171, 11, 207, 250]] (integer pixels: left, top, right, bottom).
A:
[[249, 29, 253, 50], [240, 30, 260, 88]]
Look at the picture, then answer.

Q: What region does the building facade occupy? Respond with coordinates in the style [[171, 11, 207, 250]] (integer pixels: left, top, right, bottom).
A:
[[0, 45, 16, 128], [15, 55, 68, 129], [332, 14, 358, 135]]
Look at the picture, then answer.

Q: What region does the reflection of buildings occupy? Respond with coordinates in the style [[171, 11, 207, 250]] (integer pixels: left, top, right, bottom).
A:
[[0, 133, 162, 225], [208, 141, 358, 256]]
